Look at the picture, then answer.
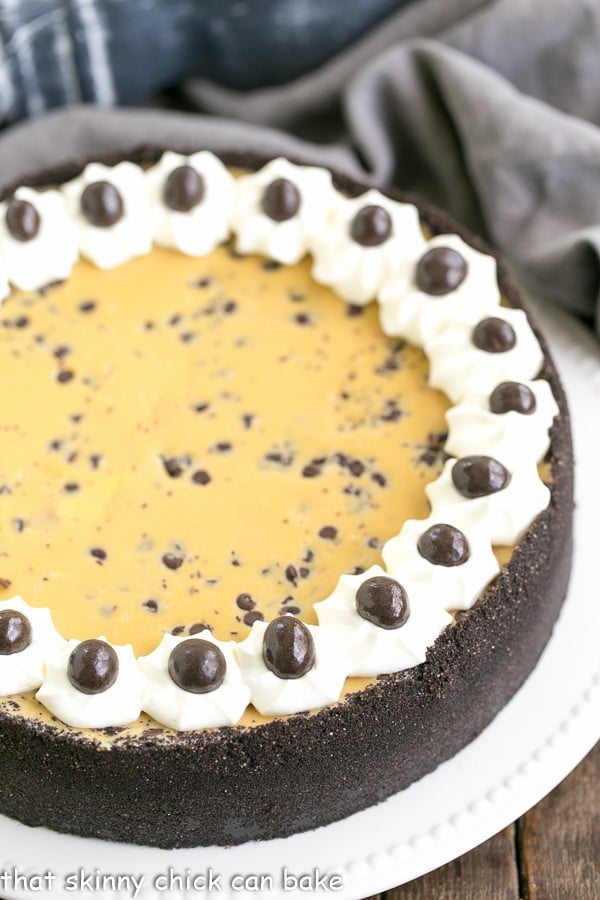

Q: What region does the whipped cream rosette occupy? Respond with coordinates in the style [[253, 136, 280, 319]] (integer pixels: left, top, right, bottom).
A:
[[146, 150, 235, 256], [0, 596, 65, 695], [312, 189, 425, 304], [378, 233, 501, 346], [230, 157, 337, 265], [62, 161, 152, 268], [0, 186, 78, 291], [139, 631, 250, 729], [314, 565, 452, 677]]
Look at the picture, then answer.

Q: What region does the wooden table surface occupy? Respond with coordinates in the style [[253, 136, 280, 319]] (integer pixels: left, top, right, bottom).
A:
[[365, 741, 598, 900]]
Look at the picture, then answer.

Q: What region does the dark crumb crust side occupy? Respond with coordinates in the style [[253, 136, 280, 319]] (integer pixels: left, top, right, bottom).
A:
[[0, 148, 574, 848]]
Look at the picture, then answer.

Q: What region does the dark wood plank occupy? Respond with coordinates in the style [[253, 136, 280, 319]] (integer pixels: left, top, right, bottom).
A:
[[518, 742, 599, 900], [384, 825, 519, 900]]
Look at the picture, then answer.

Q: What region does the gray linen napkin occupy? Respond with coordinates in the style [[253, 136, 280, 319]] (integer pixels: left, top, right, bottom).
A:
[[0, 0, 598, 334]]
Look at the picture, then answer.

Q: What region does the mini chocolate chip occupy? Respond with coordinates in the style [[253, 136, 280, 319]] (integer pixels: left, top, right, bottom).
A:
[[6, 198, 41, 242], [417, 524, 470, 566], [294, 312, 311, 325], [415, 246, 468, 295], [161, 455, 189, 478], [192, 469, 211, 485], [349, 460, 365, 476], [67, 639, 119, 694], [490, 381, 537, 415], [263, 616, 315, 679], [81, 181, 124, 227], [143, 599, 158, 612], [90, 547, 107, 560], [347, 304, 365, 317], [162, 552, 184, 570], [0, 609, 32, 655], [14, 315, 29, 329], [285, 564, 298, 585], [243, 610, 264, 626], [0, 578, 12, 589], [472, 317, 517, 353], [356, 576, 410, 629], [56, 370, 74, 383], [78, 299, 97, 313], [452, 456, 510, 498], [63, 482, 79, 492], [349, 205, 392, 247], [163, 165, 205, 212], [318, 525, 338, 540], [236, 593, 255, 611], [280, 605, 301, 615], [168, 638, 226, 694], [261, 178, 301, 222], [302, 464, 321, 478]]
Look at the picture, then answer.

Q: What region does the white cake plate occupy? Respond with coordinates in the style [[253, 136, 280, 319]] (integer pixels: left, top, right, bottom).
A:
[[0, 300, 598, 900]]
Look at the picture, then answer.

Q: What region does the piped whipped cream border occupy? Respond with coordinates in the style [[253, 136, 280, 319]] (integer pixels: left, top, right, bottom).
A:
[[0, 155, 557, 729]]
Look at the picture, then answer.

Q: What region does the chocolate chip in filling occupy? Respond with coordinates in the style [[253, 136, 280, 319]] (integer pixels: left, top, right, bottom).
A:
[[81, 181, 124, 228], [261, 179, 301, 222], [417, 523, 470, 566], [168, 638, 226, 693], [452, 455, 510, 499], [163, 165, 205, 212], [415, 246, 468, 295], [349, 205, 392, 247], [490, 381, 537, 414], [472, 317, 516, 353], [262, 616, 315, 679], [355, 575, 410, 629], [67, 639, 119, 694], [6, 198, 41, 242], [0, 609, 32, 655]]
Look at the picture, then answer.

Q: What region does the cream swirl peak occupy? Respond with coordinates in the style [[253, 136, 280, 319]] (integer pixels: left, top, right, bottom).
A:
[[230, 157, 337, 265], [0, 186, 78, 291], [311, 188, 426, 304], [147, 151, 235, 257]]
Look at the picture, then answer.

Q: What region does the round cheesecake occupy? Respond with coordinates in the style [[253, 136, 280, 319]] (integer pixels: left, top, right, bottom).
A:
[[0, 149, 573, 847]]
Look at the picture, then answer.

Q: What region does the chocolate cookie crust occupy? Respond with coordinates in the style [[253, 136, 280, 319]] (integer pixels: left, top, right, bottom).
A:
[[0, 149, 574, 848]]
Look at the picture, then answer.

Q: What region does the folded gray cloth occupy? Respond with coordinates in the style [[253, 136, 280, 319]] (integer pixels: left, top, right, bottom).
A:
[[0, 0, 598, 335]]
